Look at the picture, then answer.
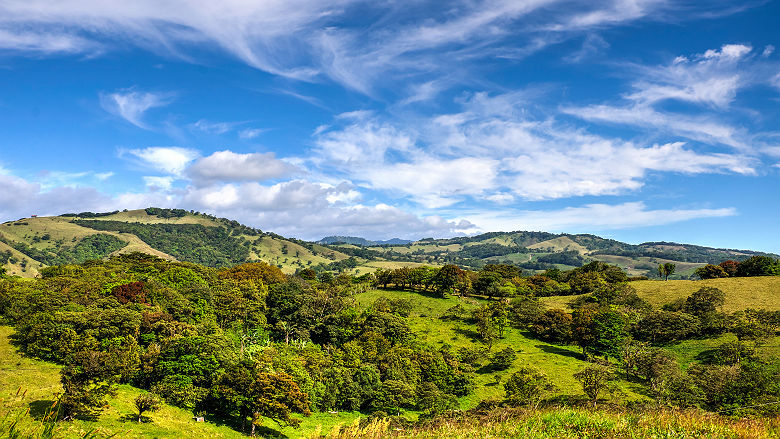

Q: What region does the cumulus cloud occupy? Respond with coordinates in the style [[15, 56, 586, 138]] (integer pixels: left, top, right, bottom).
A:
[[124, 146, 199, 175], [100, 90, 173, 128], [187, 150, 299, 185]]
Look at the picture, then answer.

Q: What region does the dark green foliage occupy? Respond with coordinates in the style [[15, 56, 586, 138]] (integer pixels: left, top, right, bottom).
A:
[[60, 350, 120, 420], [2, 233, 127, 266], [695, 264, 729, 279], [531, 309, 572, 344], [573, 365, 615, 404], [735, 255, 780, 277], [634, 311, 700, 344], [145, 207, 188, 218], [74, 220, 250, 267], [134, 392, 161, 422], [488, 347, 517, 371], [504, 366, 555, 406], [683, 287, 725, 317], [60, 211, 119, 218], [536, 250, 585, 266]]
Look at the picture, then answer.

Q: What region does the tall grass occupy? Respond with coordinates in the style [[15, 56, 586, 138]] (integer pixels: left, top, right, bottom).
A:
[[314, 408, 780, 439]]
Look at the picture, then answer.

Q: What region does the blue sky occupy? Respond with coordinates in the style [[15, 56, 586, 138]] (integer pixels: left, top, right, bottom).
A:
[[0, 0, 779, 251]]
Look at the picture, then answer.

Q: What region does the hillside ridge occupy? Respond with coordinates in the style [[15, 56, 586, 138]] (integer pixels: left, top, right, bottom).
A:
[[1, 207, 776, 279]]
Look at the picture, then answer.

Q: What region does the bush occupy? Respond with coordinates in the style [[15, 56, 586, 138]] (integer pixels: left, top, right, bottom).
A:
[[504, 366, 555, 406], [488, 347, 517, 371]]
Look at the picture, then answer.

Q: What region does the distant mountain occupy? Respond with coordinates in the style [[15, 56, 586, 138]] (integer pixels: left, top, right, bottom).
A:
[[318, 236, 413, 246], [1, 208, 776, 279]]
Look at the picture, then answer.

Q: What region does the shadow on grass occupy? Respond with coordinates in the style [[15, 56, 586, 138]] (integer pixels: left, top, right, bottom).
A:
[[452, 326, 482, 342], [27, 400, 56, 420], [535, 344, 584, 360], [118, 413, 154, 423], [255, 426, 289, 438]]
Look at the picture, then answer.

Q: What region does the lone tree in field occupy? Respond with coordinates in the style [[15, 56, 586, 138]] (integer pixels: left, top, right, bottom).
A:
[[504, 366, 556, 407], [658, 263, 676, 280], [134, 393, 161, 423], [574, 365, 615, 406]]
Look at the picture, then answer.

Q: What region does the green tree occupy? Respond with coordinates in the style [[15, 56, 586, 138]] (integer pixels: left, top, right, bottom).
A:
[[504, 366, 555, 407], [134, 392, 161, 423], [60, 350, 119, 420], [683, 287, 725, 317], [573, 365, 614, 406], [695, 264, 728, 279], [658, 263, 676, 280]]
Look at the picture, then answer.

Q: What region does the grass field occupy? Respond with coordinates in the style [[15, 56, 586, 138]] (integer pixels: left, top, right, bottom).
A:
[[540, 277, 780, 312], [631, 277, 780, 312], [320, 408, 780, 439]]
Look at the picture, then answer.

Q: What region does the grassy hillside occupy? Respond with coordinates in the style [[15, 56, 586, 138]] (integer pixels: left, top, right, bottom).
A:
[[541, 276, 780, 312], [3, 208, 777, 279], [0, 209, 357, 276]]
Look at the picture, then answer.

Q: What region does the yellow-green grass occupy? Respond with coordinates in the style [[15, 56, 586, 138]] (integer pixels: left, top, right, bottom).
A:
[[541, 277, 780, 313], [527, 237, 590, 255], [0, 326, 365, 439], [662, 332, 780, 368], [355, 289, 648, 407], [251, 236, 351, 274], [317, 408, 780, 439], [0, 240, 43, 277], [74, 209, 222, 227], [632, 277, 780, 312]]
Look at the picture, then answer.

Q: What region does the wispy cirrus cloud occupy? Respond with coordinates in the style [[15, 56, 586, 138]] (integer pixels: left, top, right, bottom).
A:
[[100, 89, 174, 128], [463, 201, 737, 234], [0, 0, 754, 95]]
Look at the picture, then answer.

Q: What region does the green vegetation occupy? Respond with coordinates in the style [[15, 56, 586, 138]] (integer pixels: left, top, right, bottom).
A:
[[0, 233, 127, 266], [0, 210, 779, 438], [73, 220, 250, 267]]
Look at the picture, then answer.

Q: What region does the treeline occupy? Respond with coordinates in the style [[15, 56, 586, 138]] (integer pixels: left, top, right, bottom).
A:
[[61, 210, 120, 218], [374, 261, 628, 298], [0, 255, 470, 434], [695, 256, 780, 279]]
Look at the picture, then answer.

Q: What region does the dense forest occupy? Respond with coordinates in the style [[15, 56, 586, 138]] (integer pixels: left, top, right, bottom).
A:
[[1, 253, 779, 437]]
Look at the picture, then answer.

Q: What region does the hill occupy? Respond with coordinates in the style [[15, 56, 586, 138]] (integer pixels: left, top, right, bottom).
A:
[[1, 208, 777, 279], [318, 236, 413, 246]]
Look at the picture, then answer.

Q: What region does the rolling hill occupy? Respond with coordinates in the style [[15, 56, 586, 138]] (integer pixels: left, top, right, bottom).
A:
[[0, 208, 776, 279]]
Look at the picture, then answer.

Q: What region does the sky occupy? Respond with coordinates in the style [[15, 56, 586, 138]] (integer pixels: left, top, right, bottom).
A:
[[0, 0, 779, 251]]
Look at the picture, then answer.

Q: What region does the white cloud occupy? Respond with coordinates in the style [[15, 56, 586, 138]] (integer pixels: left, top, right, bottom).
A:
[[238, 128, 267, 140], [143, 176, 175, 191], [189, 119, 237, 135], [124, 146, 199, 175], [100, 90, 173, 128], [187, 150, 299, 185], [627, 44, 753, 108], [561, 104, 746, 148], [464, 202, 737, 233], [0, 0, 744, 94], [314, 93, 754, 205], [0, 28, 100, 54]]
